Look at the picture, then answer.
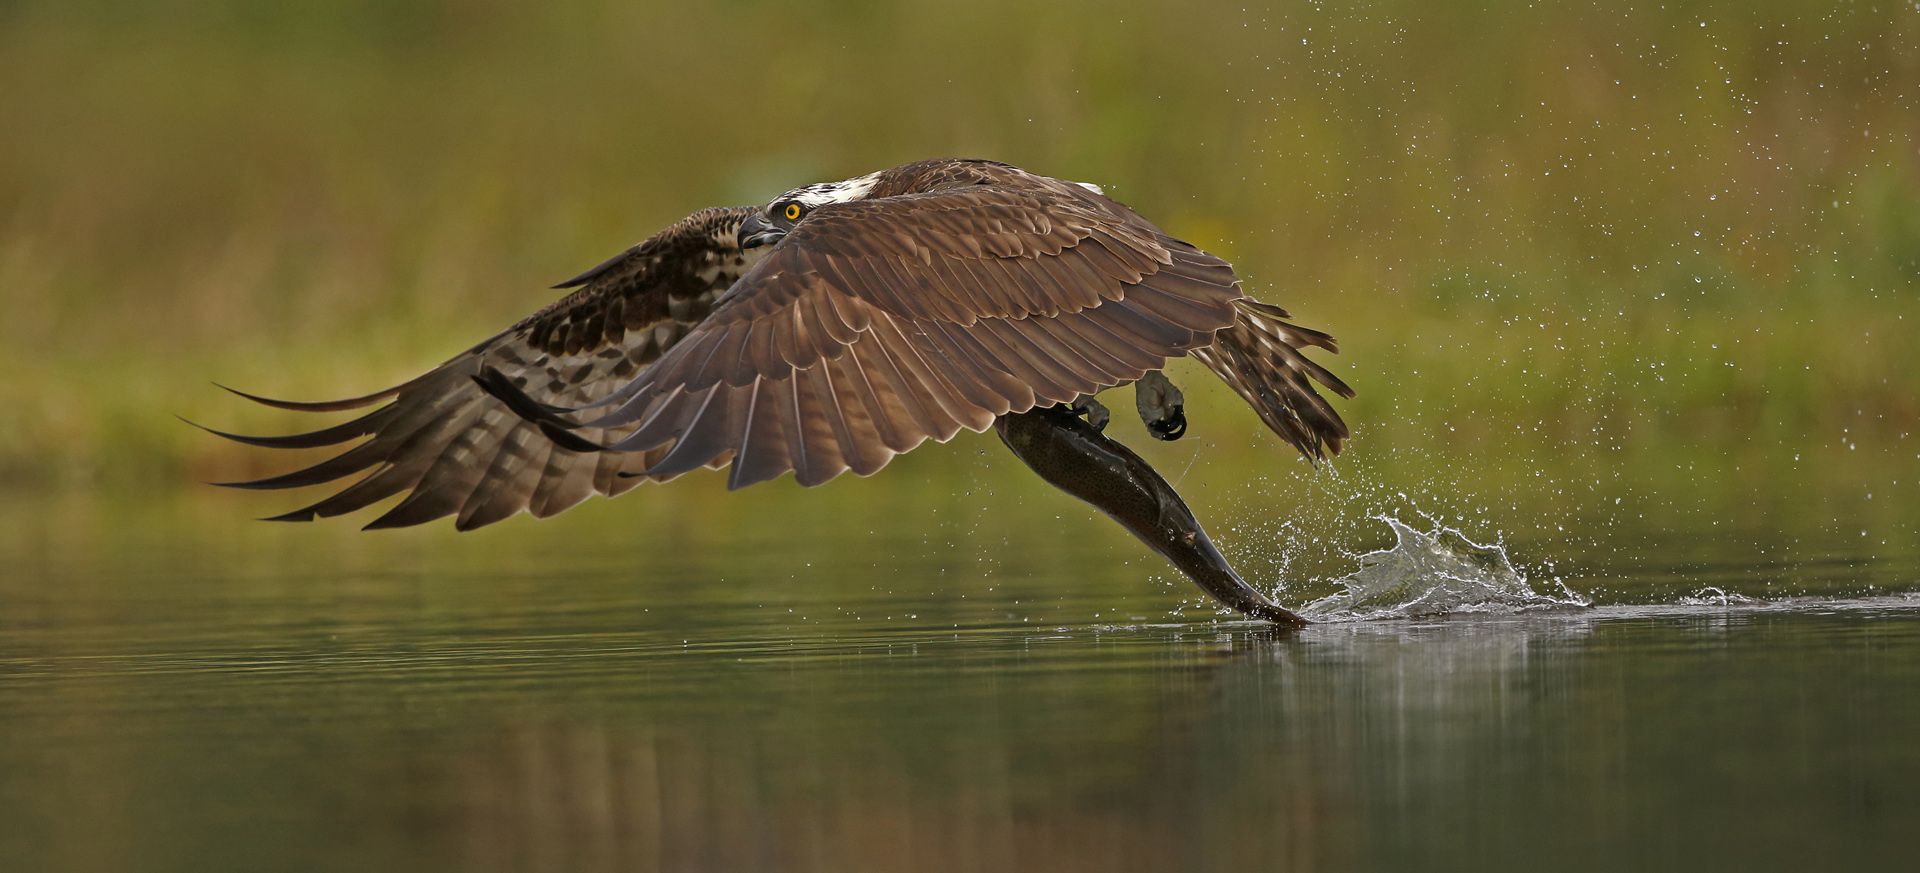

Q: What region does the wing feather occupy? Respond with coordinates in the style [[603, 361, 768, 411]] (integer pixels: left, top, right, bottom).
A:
[[529, 452, 598, 519], [207, 206, 763, 528], [835, 340, 916, 456], [522, 170, 1251, 489], [362, 404, 505, 530], [1189, 299, 1355, 461], [456, 429, 548, 531], [212, 161, 1354, 527], [728, 380, 790, 490]]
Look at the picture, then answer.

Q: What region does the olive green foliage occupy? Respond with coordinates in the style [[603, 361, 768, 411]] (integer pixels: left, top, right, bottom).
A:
[[2, 0, 1915, 487]]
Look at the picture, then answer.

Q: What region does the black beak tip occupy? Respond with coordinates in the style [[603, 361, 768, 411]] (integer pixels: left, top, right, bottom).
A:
[[736, 214, 777, 250]]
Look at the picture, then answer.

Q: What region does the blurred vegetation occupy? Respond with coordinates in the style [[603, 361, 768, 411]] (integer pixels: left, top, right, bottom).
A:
[[4, 10, 1916, 867], [2, 0, 1917, 490]]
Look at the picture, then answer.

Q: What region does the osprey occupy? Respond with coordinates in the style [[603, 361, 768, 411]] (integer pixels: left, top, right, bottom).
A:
[[205, 159, 1352, 625]]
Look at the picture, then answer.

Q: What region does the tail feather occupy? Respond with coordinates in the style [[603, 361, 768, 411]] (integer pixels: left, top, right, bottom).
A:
[[1192, 298, 1352, 461]]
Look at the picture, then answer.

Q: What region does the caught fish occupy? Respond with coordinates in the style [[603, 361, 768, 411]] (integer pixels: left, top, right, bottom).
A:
[[996, 405, 1308, 627]]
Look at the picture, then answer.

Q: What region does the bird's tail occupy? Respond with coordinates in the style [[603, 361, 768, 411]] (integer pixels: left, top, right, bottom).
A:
[[1189, 298, 1354, 461]]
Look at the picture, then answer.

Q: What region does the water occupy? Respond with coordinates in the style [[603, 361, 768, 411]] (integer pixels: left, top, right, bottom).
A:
[[6, 1, 1917, 868], [2, 446, 1917, 872], [1301, 516, 1588, 619]]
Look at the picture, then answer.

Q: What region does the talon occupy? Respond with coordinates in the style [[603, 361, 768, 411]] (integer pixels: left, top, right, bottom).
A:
[[1135, 371, 1186, 440], [1069, 395, 1110, 432], [1148, 404, 1186, 441]]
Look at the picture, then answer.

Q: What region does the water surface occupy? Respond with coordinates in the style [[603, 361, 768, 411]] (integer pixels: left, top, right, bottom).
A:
[[2, 448, 1917, 872]]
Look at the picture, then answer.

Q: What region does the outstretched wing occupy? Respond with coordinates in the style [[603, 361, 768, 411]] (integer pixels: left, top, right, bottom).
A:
[[201, 206, 763, 530], [502, 179, 1247, 490]]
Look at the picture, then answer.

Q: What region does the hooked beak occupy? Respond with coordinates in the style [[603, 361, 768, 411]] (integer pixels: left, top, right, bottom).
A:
[[737, 213, 784, 250]]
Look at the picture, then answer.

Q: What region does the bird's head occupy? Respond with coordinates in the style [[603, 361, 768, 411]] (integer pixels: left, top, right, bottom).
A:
[[737, 171, 883, 250]]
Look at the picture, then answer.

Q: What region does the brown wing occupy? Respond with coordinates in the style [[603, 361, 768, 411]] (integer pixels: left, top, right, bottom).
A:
[[1191, 299, 1355, 461], [200, 206, 763, 530], [515, 181, 1247, 490]]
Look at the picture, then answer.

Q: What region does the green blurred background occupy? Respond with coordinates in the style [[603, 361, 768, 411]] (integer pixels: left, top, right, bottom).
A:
[[5, 9, 1920, 869], [2, 0, 1915, 514]]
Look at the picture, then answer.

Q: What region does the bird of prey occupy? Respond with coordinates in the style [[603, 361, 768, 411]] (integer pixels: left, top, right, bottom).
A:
[[203, 158, 1352, 625]]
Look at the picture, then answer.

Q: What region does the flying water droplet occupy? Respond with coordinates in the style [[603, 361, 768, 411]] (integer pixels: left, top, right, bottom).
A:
[[1299, 516, 1589, 620]]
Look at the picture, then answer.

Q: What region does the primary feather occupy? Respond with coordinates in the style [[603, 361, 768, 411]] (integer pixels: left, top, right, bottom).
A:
[[206, 159, 1351, 528]]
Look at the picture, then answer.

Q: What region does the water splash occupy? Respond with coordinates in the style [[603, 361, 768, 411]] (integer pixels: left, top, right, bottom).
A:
[[1676, 586, 1760, 607], [1300, 516, 1589, 620]]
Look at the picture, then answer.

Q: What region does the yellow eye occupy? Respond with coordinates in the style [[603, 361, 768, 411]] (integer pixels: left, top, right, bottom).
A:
[[783, 202, 802, 221]]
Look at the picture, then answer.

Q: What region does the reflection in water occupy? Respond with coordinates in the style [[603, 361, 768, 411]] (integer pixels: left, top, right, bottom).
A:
[[0, 481, 1915, 872], [342, 604, 1914, 873], [440, 713, 1345, 873]]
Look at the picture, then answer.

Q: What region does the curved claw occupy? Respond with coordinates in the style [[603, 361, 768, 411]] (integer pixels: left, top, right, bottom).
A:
[[994, 406, 1307, 627], [1067, 396, 1110, 432], [1147, 404, 1186, 441]]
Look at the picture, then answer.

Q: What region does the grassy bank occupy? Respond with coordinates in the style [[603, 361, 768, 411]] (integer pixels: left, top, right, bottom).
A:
[[2, 0, 1916, 486]]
